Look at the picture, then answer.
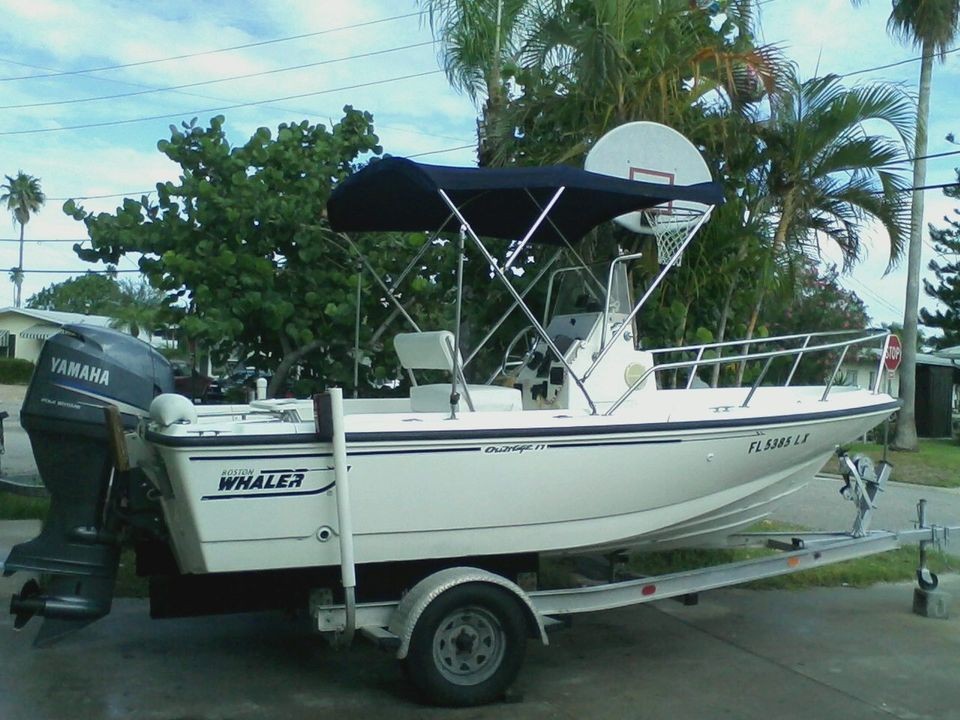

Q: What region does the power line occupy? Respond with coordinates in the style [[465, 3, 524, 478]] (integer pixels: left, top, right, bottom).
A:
[[889, 181, 960, 194], [841, 46, 960, 79], [843, 274, 901, 316], [879, 149, 960, 168], [11, 268, 141, 274], [407, 144, 475, 158], [0, 41, 434, 110], [33, 175, 960, 219], [45, 191, 155, 201], [0, 238, 88, 243], [0, 70, 442, 136], [0, 52, 472, 146], [43, 145, 479, 199], [0, 11, 423, 82], [0, 53, 471, 146], [867, 181, 960, 195]]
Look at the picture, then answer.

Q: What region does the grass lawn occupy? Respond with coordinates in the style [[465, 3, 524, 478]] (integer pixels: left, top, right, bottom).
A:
[[541, 520, 959, 591], [827, 437, 960, 488], [0, 493, 49, 522], [627, 544, 957, 591]]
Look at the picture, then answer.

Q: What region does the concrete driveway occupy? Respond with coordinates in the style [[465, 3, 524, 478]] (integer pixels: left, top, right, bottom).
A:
[[1, 517, 959, 719]]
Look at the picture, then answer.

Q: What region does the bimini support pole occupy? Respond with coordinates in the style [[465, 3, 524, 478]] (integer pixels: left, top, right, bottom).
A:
[[314, 388, 356, 646], [449, 227, 467, 420], [353, 262, 362, 398], [437, 189, 598, 415]]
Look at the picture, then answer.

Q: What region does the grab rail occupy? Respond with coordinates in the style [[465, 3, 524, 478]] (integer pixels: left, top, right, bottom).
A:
[[604, 329, 891, 416]]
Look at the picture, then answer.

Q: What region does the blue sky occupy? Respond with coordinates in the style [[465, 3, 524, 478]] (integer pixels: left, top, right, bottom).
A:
[[0, 0, 957, 328]]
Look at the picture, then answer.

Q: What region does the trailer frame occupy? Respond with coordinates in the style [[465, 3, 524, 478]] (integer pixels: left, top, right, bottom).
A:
[[309, 393, 957, 706]]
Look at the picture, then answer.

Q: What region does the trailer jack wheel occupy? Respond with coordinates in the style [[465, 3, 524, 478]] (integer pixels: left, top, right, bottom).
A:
[[403, 583, 527, 707], [917, 567, 939, 591]]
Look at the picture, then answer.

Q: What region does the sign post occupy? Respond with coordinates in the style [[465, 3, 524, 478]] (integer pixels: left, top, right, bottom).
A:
[[882, 335, 902, 461]]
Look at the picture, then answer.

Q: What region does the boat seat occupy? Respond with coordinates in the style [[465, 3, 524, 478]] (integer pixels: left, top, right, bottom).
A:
[[409, 383, 522, 413], [394, 331, 522, 412]]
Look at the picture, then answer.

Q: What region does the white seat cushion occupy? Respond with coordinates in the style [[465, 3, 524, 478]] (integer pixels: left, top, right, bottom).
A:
[[410, 383, 522, 413]]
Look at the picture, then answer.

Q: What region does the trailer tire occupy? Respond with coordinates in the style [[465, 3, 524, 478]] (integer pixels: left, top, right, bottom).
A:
[[402, 583, 527, 707]]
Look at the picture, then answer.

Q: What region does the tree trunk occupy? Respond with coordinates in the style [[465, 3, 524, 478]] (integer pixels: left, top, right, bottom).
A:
[[477, 0, 504, 167], [712, 272, 739, 387], [15, 222, 24, 308], [891, 41, 932, 451], [736, 203, 792, 386], [269, 337, 326, 398]]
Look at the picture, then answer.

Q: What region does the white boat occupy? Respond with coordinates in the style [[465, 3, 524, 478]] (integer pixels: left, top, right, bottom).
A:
[[142, 147, 897, 575], [4, 125, 898, 644]]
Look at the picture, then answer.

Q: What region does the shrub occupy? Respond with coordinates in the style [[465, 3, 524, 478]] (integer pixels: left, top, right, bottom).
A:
[[0, 358, 35, 385]]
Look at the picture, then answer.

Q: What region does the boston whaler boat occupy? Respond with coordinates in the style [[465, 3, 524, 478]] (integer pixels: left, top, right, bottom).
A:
[[3, 123, 904, 705]]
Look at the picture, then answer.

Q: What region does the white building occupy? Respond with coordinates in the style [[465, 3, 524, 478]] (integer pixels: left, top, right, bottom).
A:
[[0, 307, 121, 364]]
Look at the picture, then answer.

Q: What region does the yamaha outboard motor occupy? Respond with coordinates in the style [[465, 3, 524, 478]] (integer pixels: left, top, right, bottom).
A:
[[2, 324, 173, 644]]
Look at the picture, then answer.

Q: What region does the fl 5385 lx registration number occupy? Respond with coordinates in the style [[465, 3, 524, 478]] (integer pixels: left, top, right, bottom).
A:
[[748, 432, 809, 454]]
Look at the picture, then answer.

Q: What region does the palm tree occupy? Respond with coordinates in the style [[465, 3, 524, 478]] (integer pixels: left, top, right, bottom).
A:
[[740, 73, 914, 353], [760, 73, 913, 267], [418, 0, 528, 165], [0, 171, 45, 308], [851, 0, 960, 450], [498, 0, 786, 166]]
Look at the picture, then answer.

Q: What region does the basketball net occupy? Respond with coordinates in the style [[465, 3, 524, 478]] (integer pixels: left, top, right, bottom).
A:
[[641, 208, 703, 267]]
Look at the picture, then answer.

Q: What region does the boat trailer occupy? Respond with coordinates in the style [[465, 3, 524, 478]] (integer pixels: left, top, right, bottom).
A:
[[307, 389, 957, 707]]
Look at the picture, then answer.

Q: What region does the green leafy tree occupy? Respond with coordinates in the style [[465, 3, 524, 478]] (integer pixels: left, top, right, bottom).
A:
[[26, 273, 169, 338], [65, 109, 429, 397], [493, 0, 784, 166], [0, 171, 45, 308], [852, 0, 960, 450], [920, 174, 960, 348], [26, 273, 126, 314], [107, 278, 168, 338]]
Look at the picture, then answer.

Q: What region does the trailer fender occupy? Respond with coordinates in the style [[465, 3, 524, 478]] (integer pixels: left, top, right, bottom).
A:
[[388, 566, 548, 659]]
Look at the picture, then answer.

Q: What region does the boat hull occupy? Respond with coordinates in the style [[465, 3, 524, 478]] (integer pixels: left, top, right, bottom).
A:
[[149, 399, 893, 574]]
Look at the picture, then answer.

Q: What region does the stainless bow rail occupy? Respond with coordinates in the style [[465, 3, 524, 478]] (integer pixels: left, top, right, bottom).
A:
[[605, 329, 894, 416]]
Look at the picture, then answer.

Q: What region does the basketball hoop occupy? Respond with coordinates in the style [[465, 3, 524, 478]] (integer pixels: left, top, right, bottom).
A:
[[584, 121, 715, 267]]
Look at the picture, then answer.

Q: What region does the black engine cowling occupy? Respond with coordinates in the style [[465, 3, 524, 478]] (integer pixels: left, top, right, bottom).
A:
[[3, 324, 173, 644]]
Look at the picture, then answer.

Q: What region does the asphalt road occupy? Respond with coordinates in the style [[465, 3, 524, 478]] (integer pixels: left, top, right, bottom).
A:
[[769, 474, 960, 537]]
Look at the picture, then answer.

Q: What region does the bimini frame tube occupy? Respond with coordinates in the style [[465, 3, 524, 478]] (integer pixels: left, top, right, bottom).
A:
[[438, 188, 598, 415], [463, 247, 564, 370]]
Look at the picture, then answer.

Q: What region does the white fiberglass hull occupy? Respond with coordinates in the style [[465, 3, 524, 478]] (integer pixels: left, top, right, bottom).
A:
[[145, 386, 897, 575]]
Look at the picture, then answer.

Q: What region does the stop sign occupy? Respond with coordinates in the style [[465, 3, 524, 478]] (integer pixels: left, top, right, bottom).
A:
[[884, 335, 902, 371]]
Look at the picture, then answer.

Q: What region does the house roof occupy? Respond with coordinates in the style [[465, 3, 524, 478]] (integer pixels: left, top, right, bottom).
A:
[[0, 307, 115, 328], [917, 353, 960, 368]]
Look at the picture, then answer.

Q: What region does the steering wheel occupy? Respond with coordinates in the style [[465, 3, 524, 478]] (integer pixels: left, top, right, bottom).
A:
[[500, 326, 539, 377]]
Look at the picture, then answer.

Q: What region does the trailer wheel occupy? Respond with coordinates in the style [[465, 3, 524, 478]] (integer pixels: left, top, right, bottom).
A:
[[403, 583, 527, 707]]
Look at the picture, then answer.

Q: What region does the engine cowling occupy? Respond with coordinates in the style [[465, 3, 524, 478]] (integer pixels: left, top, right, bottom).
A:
[[3, 324, 174, 644]]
